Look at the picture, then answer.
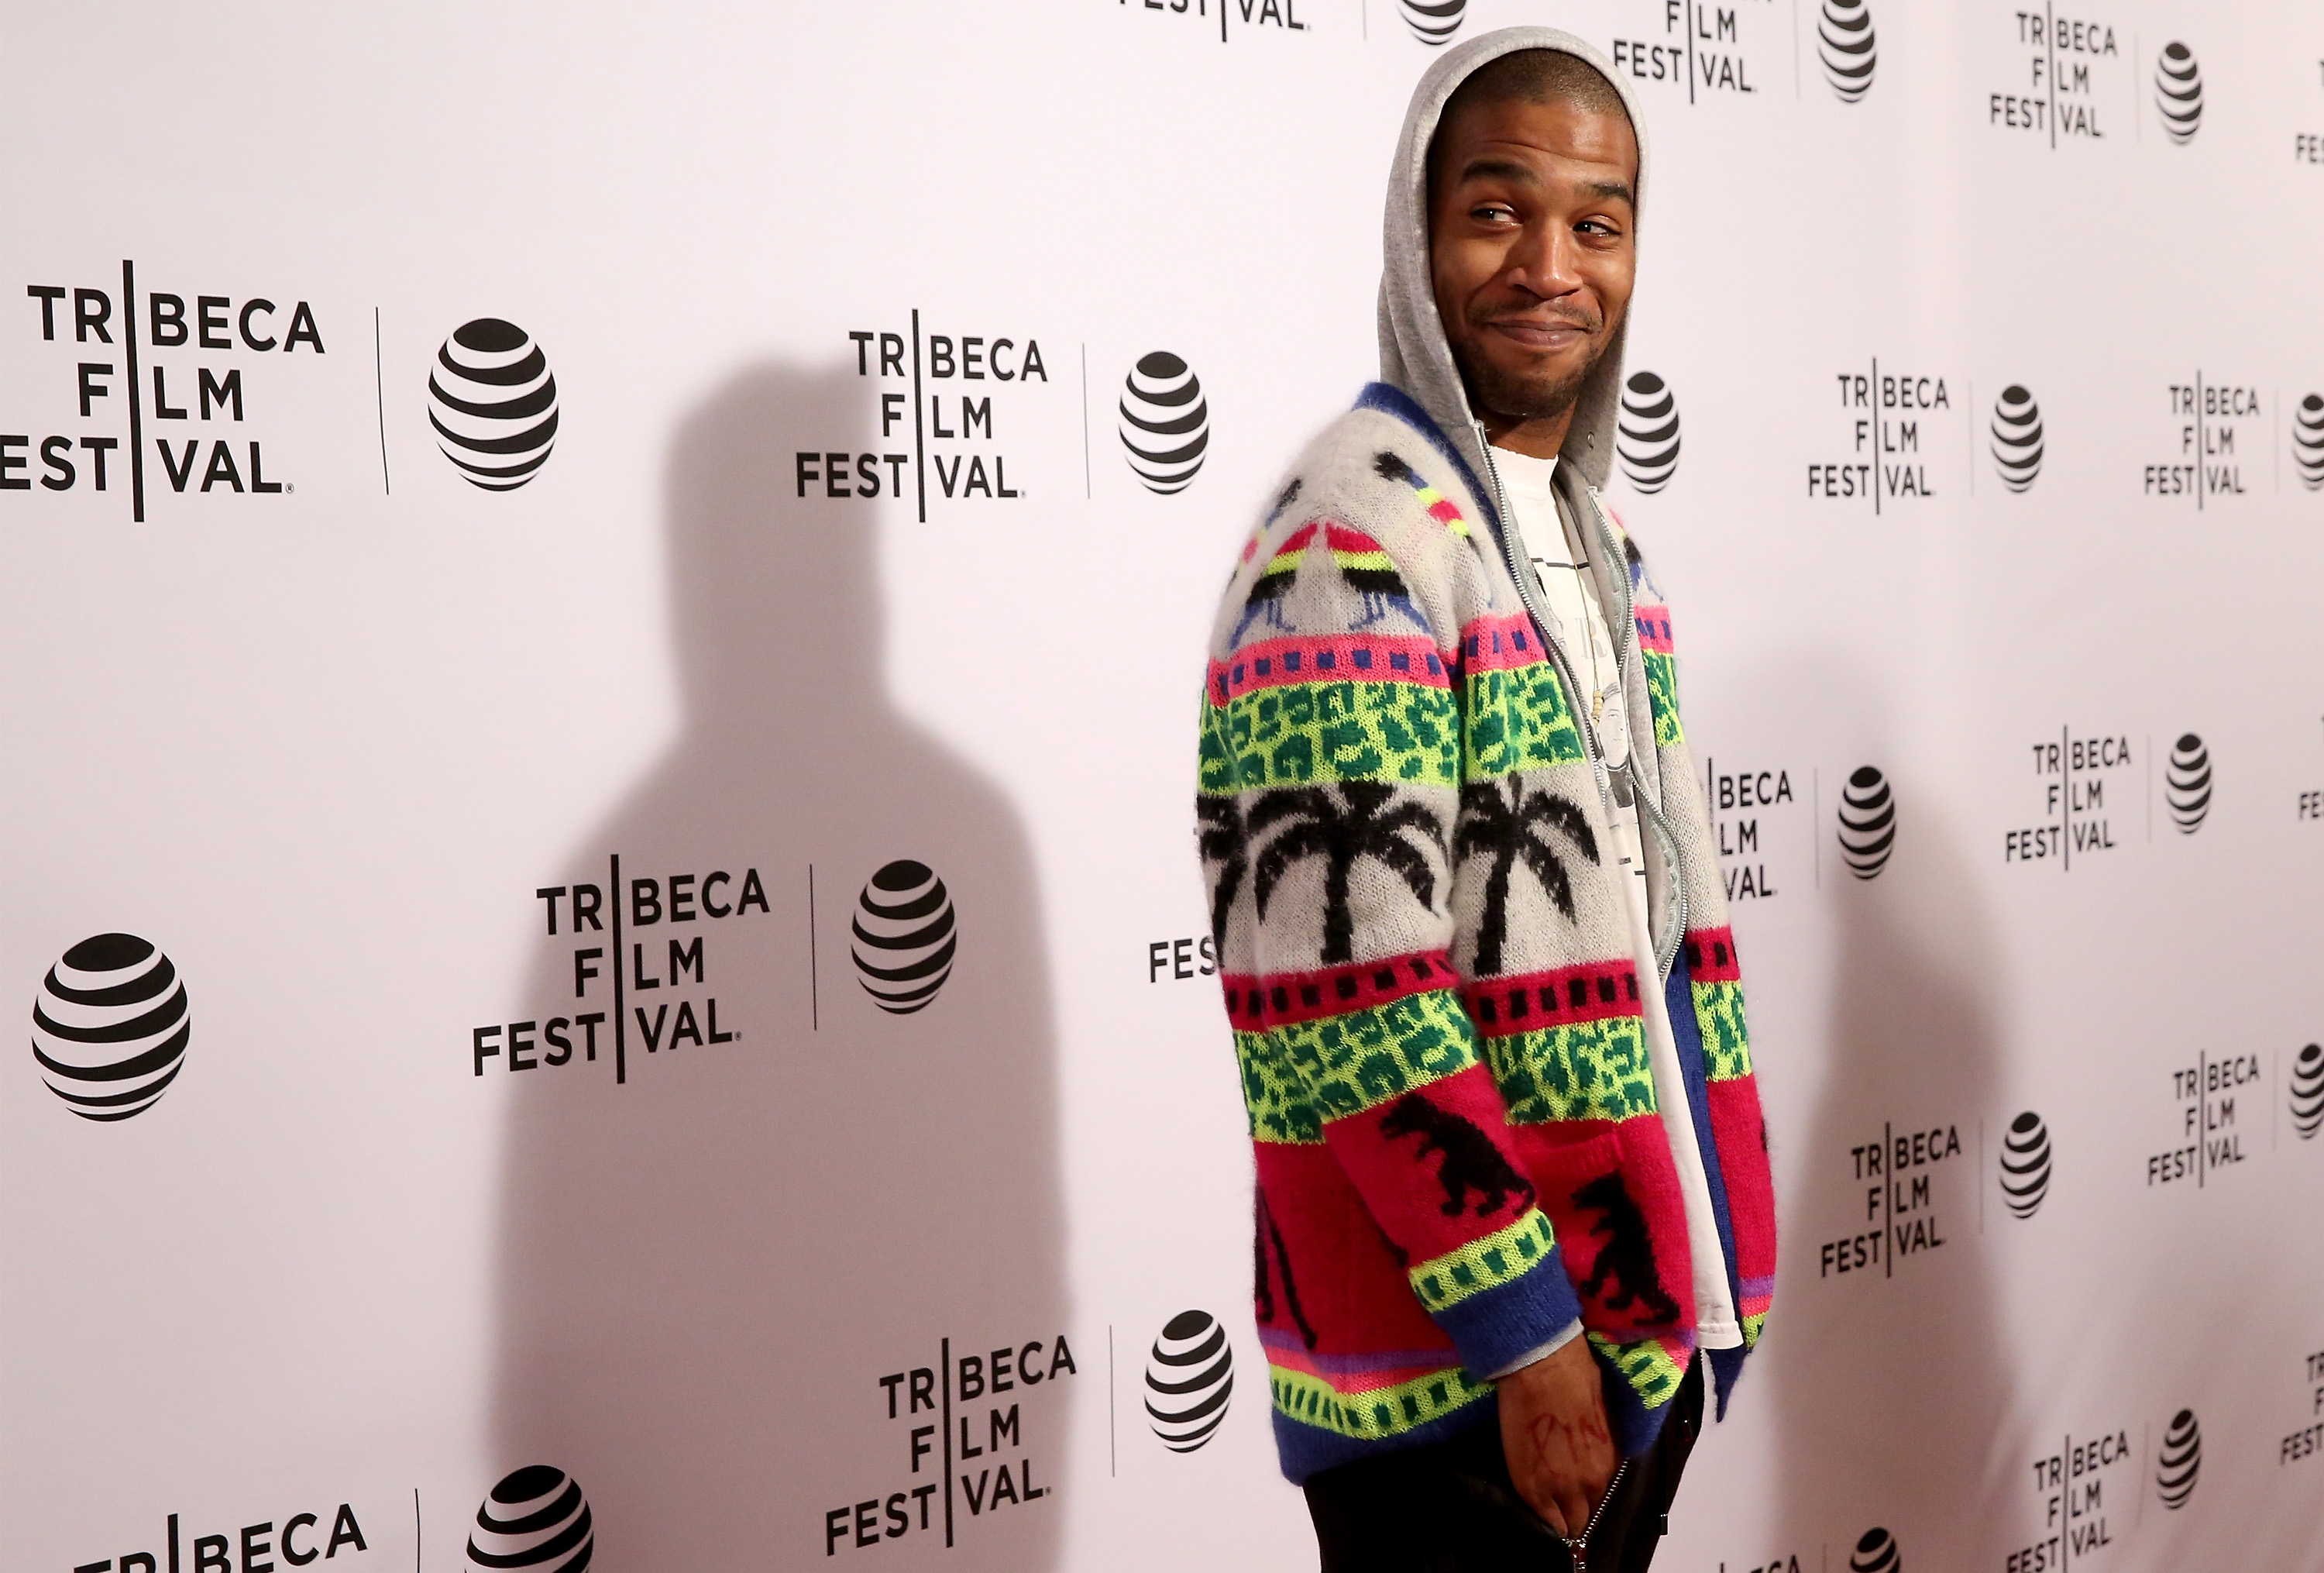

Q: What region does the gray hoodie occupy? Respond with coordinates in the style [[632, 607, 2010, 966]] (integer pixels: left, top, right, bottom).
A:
[[1376, 26, 1650, 496]]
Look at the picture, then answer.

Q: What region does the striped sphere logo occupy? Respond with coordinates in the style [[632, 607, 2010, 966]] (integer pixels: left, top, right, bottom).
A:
[[467, 1465, 593, 1572], [1838, 766, 1896, 880], [1616, 371, 1681, 493], [1144, 1309, 1234, 1452], [2154, 43, 2202, 145], [429, 318, 559, 491], [1119, 352, 1209, 495], [1398, 0, 1464, 46], [2155, 1410, 2201, 1509], [851, 860, 957, 1015], [1999, 1110, 2052, 1220], [2292, 394, 2324, 491], [1817, 0, 1877, 103], [1990, 385, 2043, 492], [1848, 1527, 1900, 1573], [2289, 1043, 2324, 1139], [2165, 734, 2212, 833], [32, 933, 190, 1121]]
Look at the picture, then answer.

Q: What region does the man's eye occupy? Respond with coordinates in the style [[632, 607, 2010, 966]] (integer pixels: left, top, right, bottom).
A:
[[1473, 205, 1515, 223]]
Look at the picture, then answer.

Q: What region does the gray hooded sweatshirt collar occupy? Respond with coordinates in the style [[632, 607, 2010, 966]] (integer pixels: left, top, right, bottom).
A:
[[1376, 27, 1649, 496]]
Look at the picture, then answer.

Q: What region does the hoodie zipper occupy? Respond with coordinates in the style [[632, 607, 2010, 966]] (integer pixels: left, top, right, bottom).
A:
[[1470, 423, 1688, 980]]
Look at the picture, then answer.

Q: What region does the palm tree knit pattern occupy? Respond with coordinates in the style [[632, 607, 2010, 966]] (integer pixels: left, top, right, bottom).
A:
[[1196, 384, 1778, 1483]]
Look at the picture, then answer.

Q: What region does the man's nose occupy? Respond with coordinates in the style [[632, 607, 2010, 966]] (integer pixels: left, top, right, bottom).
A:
[[1506, 220, 1585, 300]]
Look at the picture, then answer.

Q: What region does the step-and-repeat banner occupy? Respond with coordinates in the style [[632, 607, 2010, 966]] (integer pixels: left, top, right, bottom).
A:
[[5, 2, 2322, 1570]]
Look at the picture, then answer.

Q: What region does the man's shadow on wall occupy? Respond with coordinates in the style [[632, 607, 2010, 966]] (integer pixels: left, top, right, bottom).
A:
[[489, 365, 1065, 1568], [1764, 704, 2013, 1569]]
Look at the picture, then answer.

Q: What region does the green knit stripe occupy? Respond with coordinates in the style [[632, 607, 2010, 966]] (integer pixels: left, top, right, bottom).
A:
[[1198, 681, 1459, 794], [1409, 1207, 1559, 1312], [1234, 1029, 1325, 1145], [1482, 1015, 1659, 1126], [1270, 1361, 1493, 1442], [1463, 663, 1587, 778], [1693, 979, 1753, 1081], [1641, 649, 1683, 749], [1741, 1312, 1766, 1349], [1263, 990, 1483, 1124], [1587, 1329, 1687, 1411]]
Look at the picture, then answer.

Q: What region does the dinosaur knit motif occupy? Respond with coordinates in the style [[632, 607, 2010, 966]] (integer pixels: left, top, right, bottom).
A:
[[1197, 384, 1777, 1483]]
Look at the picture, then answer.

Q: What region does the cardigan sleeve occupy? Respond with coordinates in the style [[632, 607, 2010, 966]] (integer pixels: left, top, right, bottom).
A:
[[1198, 509, 1583, 1379]]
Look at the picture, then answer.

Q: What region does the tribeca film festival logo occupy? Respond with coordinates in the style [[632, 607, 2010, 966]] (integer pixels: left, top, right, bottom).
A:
[[32, 933, 191, 1123], [1116, 0, 1312, 43], [1817, 0, 1877, 104], [470, 858, 773, 1088], [1988, 10, 2124, 145], [796, 319, 1050, 520], [1838, 766, 1896, 881], [2291, 1042, 2324, 1139], [2294, 394, 2324, 490], [1808, 361, 1950, 511], [9, 268, 320, 519], [2012, 1427, 2131, 1570], [71, 1501, 374, 1572], [428, 318, 559, 492], [1144, 1309, 1235, 1453], [1999, 1110, 2054, 1219], [2164, 734, 2212, 832], [1118, 352, 1209, 495], [1817, 1119, 1959, 1281], [466, 1465, 593, 1573], [2278, 1350, 2324, 1468], [1989, 385, 2044, 492], [1608, 0, 1775, 103], [2143, 374, 2259, 507], [1701, 757, 1802, 903], [2152, 43, 2202, 144], [2004, 729, 2133, 869], [851, 860, 957, 1016], [2148, 1044, 2257, 1189], [827, 1334, 1078, 1556], [1615, 371, 1679, 494]]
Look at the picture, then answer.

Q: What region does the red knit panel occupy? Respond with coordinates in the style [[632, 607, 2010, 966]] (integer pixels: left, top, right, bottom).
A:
[[1705, 1076, 1778, 1315], [1325, 1060, 1543, 1269], [1510, 1117, 1695, 1345], [1255, 1141, 1451, 1361]]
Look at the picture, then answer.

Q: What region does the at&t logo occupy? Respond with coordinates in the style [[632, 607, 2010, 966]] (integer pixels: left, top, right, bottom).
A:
[[1848, 1527, 1899, 1573], [2294, 394, 2324, 490], [2165, 734, 2212, 832], [852, 860, 957, 1015], [2153, 43, 2202, 145], [1615, 371, 1679, 493], [2290, 1042, 2323, 1139], [1398, 0, 1462, 46], [1999, 1110, 2051, 1219], [1118, 352, 1208, 494], [33, 932, 191, 1121], [2154, 1410, 2200, 1509], [1817, 0, 1876, 104], [467, 1466, 592, 1571], [1143, 1309, 1235, 1452], [428, 318, 559, 491], [1837, 766, 1896, 880], [1989, 385, 2043, 492]]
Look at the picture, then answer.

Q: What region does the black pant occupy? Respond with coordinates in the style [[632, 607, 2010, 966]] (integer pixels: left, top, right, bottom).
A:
[[1303, 1365, 1704, 1573]]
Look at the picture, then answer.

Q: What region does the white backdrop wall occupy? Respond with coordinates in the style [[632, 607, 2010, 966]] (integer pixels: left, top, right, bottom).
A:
[[5, 3, 2323, 1570]]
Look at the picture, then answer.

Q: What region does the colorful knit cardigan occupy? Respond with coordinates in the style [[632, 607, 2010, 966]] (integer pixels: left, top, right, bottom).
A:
[[1195, 384, 1776, 1484]]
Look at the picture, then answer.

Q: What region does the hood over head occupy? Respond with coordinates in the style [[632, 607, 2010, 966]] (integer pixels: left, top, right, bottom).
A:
[[1377, 28, 1648, 494]]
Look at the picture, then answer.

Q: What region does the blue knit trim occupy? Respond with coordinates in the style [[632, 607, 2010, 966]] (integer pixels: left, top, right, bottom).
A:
[[1663, 946, 1742, 1308], [1707, 1344, 1751, 1421], [1274, 1388, 1500, 1485], [1431, 1244, 1587, 1380], [1354, 380, 1508, 542]]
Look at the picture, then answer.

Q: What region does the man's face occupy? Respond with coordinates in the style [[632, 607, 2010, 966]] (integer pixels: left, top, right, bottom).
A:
[[1428, 92, 1638, 429]]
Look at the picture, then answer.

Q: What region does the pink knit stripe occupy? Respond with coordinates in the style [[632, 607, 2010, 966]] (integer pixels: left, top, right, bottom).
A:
[[1262, 1341, 1460, 1395], [1634, 605, 1676, 653], [1220, 951, 1457, 1031], [1205, 633, 1451, 704], [1456, 612, 1549, 674], [1683, 926, 1741, 983], [1462, 959, 1645, 1034]]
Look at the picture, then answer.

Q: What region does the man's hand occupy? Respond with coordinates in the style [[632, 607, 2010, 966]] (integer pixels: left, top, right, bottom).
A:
[[1497, 1334, 1618, 1537]]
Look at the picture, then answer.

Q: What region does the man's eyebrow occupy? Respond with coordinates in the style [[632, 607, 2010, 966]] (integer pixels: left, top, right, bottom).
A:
[[1582, 178, 1635, 207], [1456, 156, 1539, 187]]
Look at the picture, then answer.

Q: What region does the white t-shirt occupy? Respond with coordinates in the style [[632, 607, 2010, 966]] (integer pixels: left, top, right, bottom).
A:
[[1493, 446, 1745, 1358]]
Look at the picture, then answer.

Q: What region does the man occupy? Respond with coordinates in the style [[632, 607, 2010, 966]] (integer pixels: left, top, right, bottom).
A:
[[1194, 29, 1777, 1571]]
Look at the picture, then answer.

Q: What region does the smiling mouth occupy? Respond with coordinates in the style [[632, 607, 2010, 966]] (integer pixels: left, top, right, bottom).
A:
[[1485, 318, 1594, 349]]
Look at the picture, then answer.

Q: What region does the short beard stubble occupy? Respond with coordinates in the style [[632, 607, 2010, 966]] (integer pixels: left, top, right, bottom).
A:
[[1448, 303, 1609, 429]]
